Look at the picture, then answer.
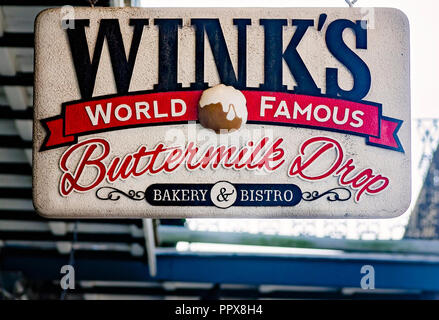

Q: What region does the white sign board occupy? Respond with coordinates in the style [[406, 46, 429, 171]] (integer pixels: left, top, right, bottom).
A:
[[33, 7, 411, 218]]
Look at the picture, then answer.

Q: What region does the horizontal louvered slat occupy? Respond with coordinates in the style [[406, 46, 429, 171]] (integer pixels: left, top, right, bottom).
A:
[[2, 1, 110, 6], [0, 106, 33, 119], [0, 163, 31, 175], [0, 135, 32, 148], [0, 73, 33, 86], [0, 230, 145, 244], [0, 210, 145, 227], [0, 33, 34, 48]]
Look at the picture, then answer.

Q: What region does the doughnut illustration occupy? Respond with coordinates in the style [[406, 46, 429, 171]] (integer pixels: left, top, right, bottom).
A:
[[198, 84, 248, 133]]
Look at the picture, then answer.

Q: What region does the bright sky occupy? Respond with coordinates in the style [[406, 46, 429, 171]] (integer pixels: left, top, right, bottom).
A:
[[139, 0, 438, 241]]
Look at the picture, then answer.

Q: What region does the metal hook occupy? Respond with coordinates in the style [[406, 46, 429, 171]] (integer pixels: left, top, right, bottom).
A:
[[345, 0, 358, 7], [88, 0, 98, 7]]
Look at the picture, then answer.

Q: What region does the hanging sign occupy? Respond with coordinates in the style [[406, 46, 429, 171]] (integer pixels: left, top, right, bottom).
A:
[[33, 7, 410, 218]]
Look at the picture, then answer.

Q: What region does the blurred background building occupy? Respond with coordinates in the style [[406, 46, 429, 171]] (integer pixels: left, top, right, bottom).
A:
[[1, 0, 439, 300]]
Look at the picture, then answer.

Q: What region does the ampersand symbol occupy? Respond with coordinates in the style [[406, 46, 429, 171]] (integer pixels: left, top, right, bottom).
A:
[[217, 187, 235, 202]]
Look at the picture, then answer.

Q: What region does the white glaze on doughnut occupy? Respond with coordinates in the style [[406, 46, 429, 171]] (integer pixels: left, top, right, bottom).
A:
[[199, 84, 248, 124]]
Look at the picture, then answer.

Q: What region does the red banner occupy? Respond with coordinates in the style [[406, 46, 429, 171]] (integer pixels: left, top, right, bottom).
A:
[[40, 90, 403, 152]]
